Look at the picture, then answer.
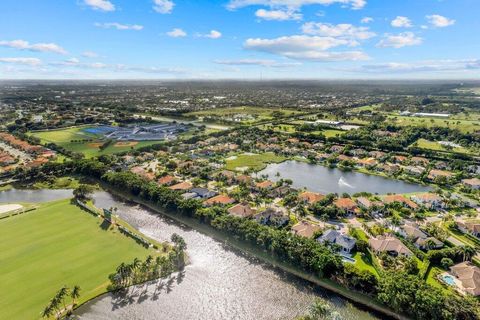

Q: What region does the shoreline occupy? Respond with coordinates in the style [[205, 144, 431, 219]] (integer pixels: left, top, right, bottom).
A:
[[99, 183, 408, 320]]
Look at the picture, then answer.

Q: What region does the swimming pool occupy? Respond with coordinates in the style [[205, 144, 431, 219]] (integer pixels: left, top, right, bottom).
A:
[[442, 274, 456, 286]]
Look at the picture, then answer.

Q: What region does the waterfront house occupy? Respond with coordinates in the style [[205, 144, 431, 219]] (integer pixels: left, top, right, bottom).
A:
[[403, 165, 425, 177], [255, 180, 274, 191], [369, 235, 413, 257], [383, 194, 418, 210], [317, 229, 356, 254], [228, 203, 256, 218], [428, 169, 453, 181], [298, 191, 325, 205], [291, 221, 322, 238], [450, 262, 480, 296], [203, 194, 236, 207], [334, 198, 359, 215]]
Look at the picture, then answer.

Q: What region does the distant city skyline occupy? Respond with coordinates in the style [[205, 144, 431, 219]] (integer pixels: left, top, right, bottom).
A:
[[0, 0, 478, 79]]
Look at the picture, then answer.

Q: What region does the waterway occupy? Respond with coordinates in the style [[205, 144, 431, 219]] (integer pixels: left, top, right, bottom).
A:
[[258, 160, 431, 195], [73, 191, 379, 320], [0, 188, 73, 203]]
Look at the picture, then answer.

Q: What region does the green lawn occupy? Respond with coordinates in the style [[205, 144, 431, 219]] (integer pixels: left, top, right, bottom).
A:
[[322, 129, 345, 138], [225, 152, 286, 171], [412, 138, 472, 155], [0, 199, 157, 320], [30, 126, 164, 158], [386, 114, 480, 134], [352, 251, 378, 276]]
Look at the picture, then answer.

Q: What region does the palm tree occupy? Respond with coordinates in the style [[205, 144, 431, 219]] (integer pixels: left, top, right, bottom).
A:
[[41, 304, 53, 319], [459, 246, 476, 262], [71, 285, 81, 306]]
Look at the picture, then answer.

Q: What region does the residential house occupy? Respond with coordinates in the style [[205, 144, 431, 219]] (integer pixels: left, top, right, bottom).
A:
[[369, 151, 386, 159], [203, 194, 235, 207], [236, 175, 253, 185], [411, 156, 429, 166], [169, 181, 193, 191], [404, 165, 426, 177], [392, 155, 407, 164], [298, 191, 325, 205], [228, 203, 256, 218], [369, 236, 413, 257], [457, 219, 480, 237], [450, 262, 480, 296], [254, 207, 289, 226], [190, 187, 217, 199], [462, 178, 480, 190], [291, 221, 322, 238], [428, 169, 453, 181], [317, 229, 356, 254], [383, 194, 418, 210], [356, 157, 378, 168], [157, 175, 176, 186], [377, 163, 400, 175], [334, 198, 359, 215], [410, 193, 445, 209], [255, 180, 274, 191]]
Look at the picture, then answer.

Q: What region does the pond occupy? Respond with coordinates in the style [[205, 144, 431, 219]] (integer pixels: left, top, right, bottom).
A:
[[74, 191, 380, 320], [0, 189, 73, 203], [257, 160, 431, 195]]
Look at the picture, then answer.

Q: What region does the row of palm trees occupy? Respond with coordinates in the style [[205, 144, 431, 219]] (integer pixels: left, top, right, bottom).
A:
[[41, 285, 81, 319], [108, 237, 185, 291]]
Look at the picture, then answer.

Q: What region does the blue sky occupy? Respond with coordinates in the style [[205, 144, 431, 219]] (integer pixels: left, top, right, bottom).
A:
[[0, 0, 478, 79]]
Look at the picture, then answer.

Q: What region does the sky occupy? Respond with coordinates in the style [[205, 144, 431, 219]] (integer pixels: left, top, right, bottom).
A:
[[0, 0, 479, 79]]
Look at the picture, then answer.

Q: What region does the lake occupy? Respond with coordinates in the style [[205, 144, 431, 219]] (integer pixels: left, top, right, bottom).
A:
[[74, 191, 379, 320], [0, 189, 73, 203], [257, 160, 430, 195]]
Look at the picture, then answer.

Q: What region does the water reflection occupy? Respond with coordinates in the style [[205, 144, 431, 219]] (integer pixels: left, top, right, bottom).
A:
[[0, 189, 73, 203], [257, 160, 431, 195], [75, 191, 379, 320]]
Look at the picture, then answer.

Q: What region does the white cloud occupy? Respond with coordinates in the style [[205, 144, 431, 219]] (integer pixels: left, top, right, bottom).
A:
[[244, 35, 369, 61], [227, 0, 367, 10], [426, 14, 455, 28], [301, 22, 376, 40], [377, 32, 422, 48], [84, 0, 115, 11], [0, 57, 42, 66], [214, 59, 301, 67], [94, 22, 144, 30], [0, 40, 67, 54], [153, 0, 174, 14], [202, 30, 222, 39], [82, 51, 99, 58], [361, 17, 373, 24], [255, 9, 302, 21], [167, 28, 187, 37], [347, 59, 480, 73], [391, 16, 412, 28]]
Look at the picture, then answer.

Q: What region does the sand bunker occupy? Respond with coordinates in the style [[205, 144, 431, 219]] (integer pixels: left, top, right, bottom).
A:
[[0, 204, 23, 214]]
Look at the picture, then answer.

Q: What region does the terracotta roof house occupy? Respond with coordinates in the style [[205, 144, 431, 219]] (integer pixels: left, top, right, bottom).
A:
[[228, 203, 256, 218], [450, 262, 480, 296], [369, 236, 413, 257], [217, 170, 235, 182], [411, 156, 429, 165], [337, 154, 352, 162], [392, 155, 407, 164], [317, 229, 356, 254], [428, 169, 453, 181], [462, 178, 480, 190], [203, 194, 235, 206], [377, 163, 400, 174], [410, 193, 445, 209], [356, 157, 378, 168], [130, 166, 155, 181], [299, 191, 325, 205], [236, 175, 252, 185], [291, 221, 322, 238], [415, 237, 443, 250], [383, 194, 418, 210], [169, 181, 193, 191], [255, 180, 274, 190], [334, 198, 358, 215], [157, 175, 176, 186]]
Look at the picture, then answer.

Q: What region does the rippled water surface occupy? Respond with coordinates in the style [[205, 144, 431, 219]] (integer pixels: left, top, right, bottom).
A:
[[0, 188, 73, 203], [75, 191, 379, 320]]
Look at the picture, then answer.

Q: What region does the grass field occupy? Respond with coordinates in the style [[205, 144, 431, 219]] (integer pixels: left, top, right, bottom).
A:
[[0, 199, 157, 320], [412, 138, 473, 154], [186, 106, 302, 124], [225, 152, 286, 171], [30, 126, 164, 158], [322, 129, 345, 138], [386, 114, 480, 133]]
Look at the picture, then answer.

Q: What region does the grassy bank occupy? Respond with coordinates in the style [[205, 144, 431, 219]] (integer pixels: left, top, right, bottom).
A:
[[0, 198, 159, 320]]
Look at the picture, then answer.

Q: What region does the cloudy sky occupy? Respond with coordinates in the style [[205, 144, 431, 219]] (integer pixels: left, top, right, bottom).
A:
[[0, 0, 478, 79]]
